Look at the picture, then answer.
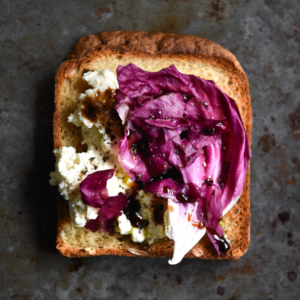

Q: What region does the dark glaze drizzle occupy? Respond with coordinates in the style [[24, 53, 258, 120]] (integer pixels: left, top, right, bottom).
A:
[[206, 227, 230, 254], [180, 130, 188, 140], [82, 88, 115, 121], [176, 192, 189, 202], [124, 182, 167, 227], [151, 196, 167, 225], [153, 204, 164, 225], [81, 88, 123, 138], [201, 128, 216, 135], [150, 167, 183, 183], [123, 182, 149, 229], [123, 196, 149, 229], [131, 141, 148, 155], [81, 96, 104, 123]]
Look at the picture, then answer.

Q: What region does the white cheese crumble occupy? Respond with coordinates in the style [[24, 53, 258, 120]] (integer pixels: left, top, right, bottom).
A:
[[49, 146, 129, 226], [50, 69, 128, 227], [83, 69, 119, 92], [68, 69, 120, 156], [136, 191, 166, 243], [50, 69, 166, 245]]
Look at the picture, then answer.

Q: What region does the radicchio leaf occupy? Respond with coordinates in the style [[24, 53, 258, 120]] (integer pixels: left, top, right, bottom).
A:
[[85, 192, 128, 233], [97, 193, 128, 232], [197, 183, 223, 231], [80, 169, 115, 207], [85, 218, 100, 233], [168, 201, 207, 265], [114, 64, 250, 264], [147, 178, 202, 204], [81, 170, 129, 233]]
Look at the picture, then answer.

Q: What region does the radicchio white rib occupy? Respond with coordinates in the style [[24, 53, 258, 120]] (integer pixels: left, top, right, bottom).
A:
[[114, 64, 250, 263]]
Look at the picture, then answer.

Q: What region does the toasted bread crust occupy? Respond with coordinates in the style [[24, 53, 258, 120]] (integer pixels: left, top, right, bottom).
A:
[[54, 31, 251, 260], [66, 31, 243, 71]]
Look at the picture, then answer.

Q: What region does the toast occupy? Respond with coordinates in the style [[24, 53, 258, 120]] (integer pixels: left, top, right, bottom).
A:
[[53, 31, 251, 260]]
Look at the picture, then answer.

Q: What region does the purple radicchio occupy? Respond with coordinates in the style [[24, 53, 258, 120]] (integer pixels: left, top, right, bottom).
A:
[[114, 64, 250, 257], [81, 170, 128, 233]]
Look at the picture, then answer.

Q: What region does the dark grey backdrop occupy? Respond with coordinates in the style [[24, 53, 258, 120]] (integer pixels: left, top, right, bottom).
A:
[[0, 0, 299, 299]]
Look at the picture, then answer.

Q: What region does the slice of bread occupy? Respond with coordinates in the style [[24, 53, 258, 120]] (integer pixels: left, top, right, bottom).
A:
[[53, 31, 251, 260]]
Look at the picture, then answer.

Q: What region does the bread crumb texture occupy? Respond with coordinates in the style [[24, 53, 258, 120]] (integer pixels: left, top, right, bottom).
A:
[[54, 32, 251, 260]]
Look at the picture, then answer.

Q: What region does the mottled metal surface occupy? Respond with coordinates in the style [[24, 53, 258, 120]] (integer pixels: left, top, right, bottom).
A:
[[0, 0, 299, 299]]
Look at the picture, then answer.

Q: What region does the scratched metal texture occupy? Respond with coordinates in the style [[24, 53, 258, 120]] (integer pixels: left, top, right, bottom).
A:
[[0, 0, 299, 299]]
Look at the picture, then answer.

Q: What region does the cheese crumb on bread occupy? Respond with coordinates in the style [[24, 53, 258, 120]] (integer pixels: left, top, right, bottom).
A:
[[50, 69, 166, 244]]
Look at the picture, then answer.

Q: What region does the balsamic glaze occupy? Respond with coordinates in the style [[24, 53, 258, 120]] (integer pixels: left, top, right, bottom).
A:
[[82, 88, 115, 122], [176, 193, 189, 202], [153, 204, 164, 225], [206, 227, 230, 254], [123, 182, 149, 229], [201, 128, 216, 136], [180, 130, 188, 140], [123, 197, 149, 229], [130, 141, 148, 155], [204, 178, 214, 186], [81, 96, 104, 123], [109, 107, 121, 121], [150, 167, 183, 184], [151, 197, 167, 225], [124, 181, 167, 228], [81, 88, 123, 139], [204, 178, 213, 183], [131, 143, 141, 154]]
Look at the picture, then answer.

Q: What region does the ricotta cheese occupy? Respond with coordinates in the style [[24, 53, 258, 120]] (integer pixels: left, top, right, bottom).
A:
[[49, 146, 130, 226], [50, 69, 129, 227], [50, 69, 166, 244], [68, 69, 120, 156]]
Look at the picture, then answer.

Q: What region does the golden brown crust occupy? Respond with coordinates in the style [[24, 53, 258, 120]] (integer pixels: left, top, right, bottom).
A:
[[66, 31, 243, 72], [54, 31, 251, 260]]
